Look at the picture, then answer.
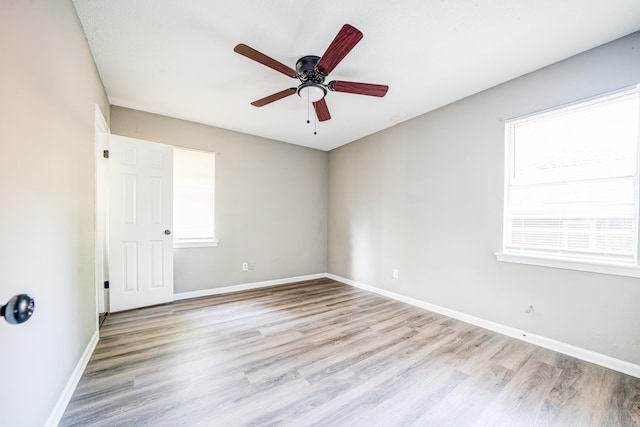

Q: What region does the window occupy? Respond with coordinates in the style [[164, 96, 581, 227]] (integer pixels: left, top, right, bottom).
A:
[[173, 147, 217, 248], [497, 86, 640, 277]]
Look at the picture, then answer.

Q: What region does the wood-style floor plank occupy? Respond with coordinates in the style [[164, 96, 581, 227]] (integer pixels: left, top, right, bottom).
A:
[[60, 278, 640, 426]]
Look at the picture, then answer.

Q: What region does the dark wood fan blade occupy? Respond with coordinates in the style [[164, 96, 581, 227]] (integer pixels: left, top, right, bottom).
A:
[[234, 44, 297, 78], [316, 24, 363, 75], [251, 88, 296, 107], [329, 80, 389, 97], [313, 98, 331, 122]]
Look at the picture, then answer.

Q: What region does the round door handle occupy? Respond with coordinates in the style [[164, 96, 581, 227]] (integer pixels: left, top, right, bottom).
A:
[[1, 294, 35, 324], [164, 229, 171, 235]]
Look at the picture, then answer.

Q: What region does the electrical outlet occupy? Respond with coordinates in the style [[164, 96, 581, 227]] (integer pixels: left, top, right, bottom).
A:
[[392, 268, 399, 278], [242, 262, 248, 271]]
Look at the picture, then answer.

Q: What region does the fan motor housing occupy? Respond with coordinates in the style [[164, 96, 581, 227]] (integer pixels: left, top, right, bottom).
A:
[[296, 55, 325, 84]]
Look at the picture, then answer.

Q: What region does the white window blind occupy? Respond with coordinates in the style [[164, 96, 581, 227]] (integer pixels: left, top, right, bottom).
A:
[[173, 147, 217, 248], [502, 86, 640, 267]]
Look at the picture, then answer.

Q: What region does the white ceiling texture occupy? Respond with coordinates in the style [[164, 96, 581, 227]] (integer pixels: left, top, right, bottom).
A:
[[72, 0, 640, 151]]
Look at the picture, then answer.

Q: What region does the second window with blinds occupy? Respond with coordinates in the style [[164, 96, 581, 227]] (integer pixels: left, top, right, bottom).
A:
[[497, 85, 640, 277], [173, 147, 217, 248]]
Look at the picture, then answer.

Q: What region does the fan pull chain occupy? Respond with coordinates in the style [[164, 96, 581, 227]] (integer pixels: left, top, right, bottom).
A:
[[302, 89, 317, 135], [306, 90, 311, 124]]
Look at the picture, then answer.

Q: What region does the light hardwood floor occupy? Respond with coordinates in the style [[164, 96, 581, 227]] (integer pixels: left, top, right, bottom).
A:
[[60, 278, 640, 426]]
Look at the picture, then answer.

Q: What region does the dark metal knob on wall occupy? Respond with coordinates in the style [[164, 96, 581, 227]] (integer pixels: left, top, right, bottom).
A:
[[164, 229, 171, 235], [1, 294, 35, 324]]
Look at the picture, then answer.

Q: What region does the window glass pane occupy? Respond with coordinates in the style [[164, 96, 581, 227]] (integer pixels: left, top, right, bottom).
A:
[[513, 95, 638, 185], [173, 148, 215, 241]]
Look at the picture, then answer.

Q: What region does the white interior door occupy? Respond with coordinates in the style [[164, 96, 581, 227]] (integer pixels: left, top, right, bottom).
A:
[[109, 135, 174, 312]]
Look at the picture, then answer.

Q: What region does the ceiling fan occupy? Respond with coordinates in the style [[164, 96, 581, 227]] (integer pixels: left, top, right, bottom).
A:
[[234, 24, 389, 123]]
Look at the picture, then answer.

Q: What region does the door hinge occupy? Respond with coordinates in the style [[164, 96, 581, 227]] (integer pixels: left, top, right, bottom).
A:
[[104, 280, 109, 289], [103, 150, 109, 159]]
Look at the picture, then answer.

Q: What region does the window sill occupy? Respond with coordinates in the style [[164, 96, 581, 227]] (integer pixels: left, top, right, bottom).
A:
[[495, 252, 640, 278], [174, 239, 219, 249]]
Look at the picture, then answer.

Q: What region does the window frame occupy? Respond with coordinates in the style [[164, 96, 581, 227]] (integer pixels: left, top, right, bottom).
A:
[[172, 147, 218, 249], [496, 85, 640, 278]]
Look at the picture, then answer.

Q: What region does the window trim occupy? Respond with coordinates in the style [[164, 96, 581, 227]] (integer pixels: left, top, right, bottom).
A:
[[496, 84, 640, 277], [495, 252, 640, 278], [174, 237, 219, 249]]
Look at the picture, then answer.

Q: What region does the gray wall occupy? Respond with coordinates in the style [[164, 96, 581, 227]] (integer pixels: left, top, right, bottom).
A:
[[111, 107, 328, 293], [328, 32, 640, 366], [0, 1, 109, 426]]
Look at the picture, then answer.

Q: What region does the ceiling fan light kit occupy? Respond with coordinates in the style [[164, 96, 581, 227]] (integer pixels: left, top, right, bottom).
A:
[[234, 24, 388, 129], [297, 82, 326, 103]]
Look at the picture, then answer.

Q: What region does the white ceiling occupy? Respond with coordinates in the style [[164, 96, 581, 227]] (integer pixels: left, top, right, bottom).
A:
[[72, 0, 640, 151]]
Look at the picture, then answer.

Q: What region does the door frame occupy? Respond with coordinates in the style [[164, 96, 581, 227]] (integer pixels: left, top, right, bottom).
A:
[[94, 105, 109, 325]]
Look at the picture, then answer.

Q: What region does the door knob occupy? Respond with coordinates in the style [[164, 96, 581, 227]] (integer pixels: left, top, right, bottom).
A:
[[164, 229, 171, 235], [1, 294, 35, 324]]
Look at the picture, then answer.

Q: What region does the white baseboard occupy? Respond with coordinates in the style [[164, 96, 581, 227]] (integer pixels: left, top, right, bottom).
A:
[[173, 273, 327, 301], [45, 329, 99, 427], [326, 273, 640, 379]]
